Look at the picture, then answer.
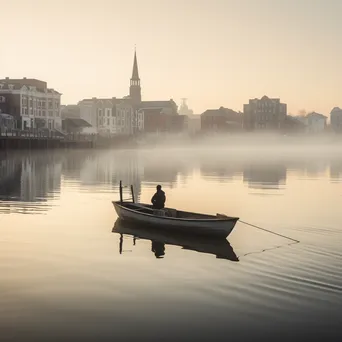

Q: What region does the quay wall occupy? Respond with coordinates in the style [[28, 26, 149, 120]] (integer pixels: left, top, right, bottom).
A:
[[0, 131, 95, 150]]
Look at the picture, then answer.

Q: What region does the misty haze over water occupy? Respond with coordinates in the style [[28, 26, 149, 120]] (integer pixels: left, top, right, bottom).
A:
[[0, 144, 342, 341], [137, 132, 342, 154]]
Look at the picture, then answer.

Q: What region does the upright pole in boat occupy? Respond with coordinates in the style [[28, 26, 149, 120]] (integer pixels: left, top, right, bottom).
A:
[[119, 234, 123, 254], [119, 180, 123, 204], [130, 185, 135, 203]]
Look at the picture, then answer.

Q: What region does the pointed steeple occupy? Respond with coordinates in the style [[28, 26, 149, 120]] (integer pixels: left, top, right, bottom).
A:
[[129, 48, 141, 104], [131, 49, 140, 80]]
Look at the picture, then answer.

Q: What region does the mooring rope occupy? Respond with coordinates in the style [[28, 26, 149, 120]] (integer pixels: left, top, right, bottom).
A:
[[238, 241, 299, 258], [239, 220, 300, 243]]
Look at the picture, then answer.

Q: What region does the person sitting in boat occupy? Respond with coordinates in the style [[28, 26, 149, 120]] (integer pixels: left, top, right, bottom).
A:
[[151, 185, 166, 210]]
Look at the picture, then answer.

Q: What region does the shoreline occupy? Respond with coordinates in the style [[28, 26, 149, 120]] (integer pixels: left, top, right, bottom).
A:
[[1, 131, 342, 151]]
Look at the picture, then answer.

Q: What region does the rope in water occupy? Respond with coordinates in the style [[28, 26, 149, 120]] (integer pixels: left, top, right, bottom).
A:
[[238, 240, 299, 258], [239, 220, 300, 243]]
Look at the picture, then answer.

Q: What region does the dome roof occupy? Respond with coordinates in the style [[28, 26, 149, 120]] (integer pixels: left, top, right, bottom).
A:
[[331, 107, 342, 113]]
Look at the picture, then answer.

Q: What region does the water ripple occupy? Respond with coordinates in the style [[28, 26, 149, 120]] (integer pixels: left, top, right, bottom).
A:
[[1, 150, 342, 340]]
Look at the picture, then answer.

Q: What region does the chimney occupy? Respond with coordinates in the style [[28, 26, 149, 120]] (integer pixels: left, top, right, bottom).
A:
[[23, 77, 27, 79], [5, 77, 9, 80]]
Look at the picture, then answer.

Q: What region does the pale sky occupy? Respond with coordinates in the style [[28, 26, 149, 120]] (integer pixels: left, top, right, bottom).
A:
[[2, 0, 341, 115]]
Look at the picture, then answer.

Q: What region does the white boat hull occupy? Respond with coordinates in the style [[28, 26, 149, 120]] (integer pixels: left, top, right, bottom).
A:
[[112, 201, 239, 238]]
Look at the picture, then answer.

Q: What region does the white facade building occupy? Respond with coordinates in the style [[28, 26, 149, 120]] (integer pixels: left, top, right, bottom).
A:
[[115, 101, 132, 135], [116, 101, 144, 135], [78, 98, 115, 135], [78, 97, 144, 136], [0, 78, 62, 130], [295, 112, 327, 133], [78, 98, 98, 130], [21, 87, 62, 130], [97, 99, 116, 136], [330, 107, 342, 133], [136, 109, 144, 132]]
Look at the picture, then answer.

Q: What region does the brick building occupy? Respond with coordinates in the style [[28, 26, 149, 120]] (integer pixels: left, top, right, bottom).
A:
[[138, 100, 179, 133], [201, 107, 242, 132], [243, 96, 287, 131]]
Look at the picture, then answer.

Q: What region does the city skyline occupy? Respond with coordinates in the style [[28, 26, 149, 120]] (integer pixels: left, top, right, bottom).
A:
[[2, 0, 341, 115]]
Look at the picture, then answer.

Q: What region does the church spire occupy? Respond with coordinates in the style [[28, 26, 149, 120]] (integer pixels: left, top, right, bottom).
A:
[[129, 48, 141, 104], [131, 49, 140, 80]]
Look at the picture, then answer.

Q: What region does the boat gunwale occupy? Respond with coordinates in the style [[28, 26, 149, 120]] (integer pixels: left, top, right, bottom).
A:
[[112, 201, 239, 223]]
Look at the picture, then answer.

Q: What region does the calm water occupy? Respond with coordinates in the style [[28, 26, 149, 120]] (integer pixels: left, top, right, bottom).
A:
[[0, 148, 342, 341]]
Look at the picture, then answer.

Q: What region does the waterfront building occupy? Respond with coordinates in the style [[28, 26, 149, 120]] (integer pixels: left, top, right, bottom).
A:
[[0, 78, 61, 130], [330, 107, 342, 133], [243, 96, 287, 131]]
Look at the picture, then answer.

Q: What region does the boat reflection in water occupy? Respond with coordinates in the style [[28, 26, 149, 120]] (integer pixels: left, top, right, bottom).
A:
[[112, 218, 239, 262]]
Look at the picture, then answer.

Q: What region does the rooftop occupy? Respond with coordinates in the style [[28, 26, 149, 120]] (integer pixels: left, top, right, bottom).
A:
[[331, 107, 342, 113], [0, 78, 60, 94], [201, 107, 239, 117], [249, 96, 282, 104], [140, 100, 177, 109], [306, 112, 327, 119]]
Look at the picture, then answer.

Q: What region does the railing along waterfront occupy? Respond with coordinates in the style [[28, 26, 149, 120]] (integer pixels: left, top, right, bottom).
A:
[[0, 128, 97, 142]]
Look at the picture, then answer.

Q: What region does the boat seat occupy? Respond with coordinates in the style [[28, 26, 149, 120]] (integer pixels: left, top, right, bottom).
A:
[[153, 209, 166, 216], [166, 208, 177, 217]]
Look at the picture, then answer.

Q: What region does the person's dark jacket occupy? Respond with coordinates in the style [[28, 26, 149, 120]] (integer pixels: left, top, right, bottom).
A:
[[151, 190, 166, 209]]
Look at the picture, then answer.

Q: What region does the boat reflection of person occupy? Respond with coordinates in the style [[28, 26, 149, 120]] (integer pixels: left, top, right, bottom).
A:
[[151, 240, 165, 258], [113, 218, 239, 262]]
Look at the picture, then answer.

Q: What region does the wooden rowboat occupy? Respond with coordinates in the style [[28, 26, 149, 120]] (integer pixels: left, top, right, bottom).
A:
[[112, 181, 239, 238], [112, 201, 239, 239]]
